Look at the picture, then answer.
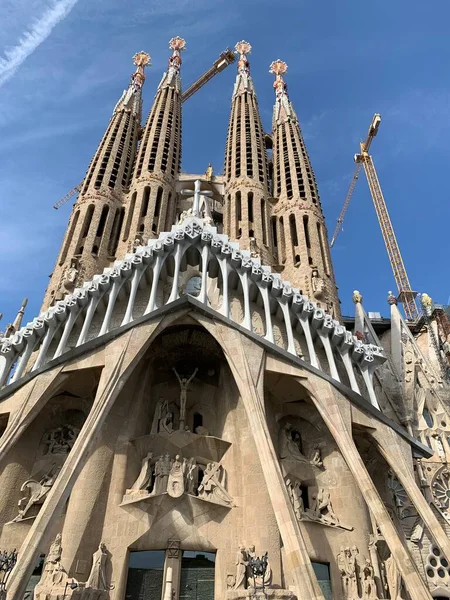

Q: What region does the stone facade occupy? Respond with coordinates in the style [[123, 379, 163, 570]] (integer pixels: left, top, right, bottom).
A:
[[0, 39, 450, 600]]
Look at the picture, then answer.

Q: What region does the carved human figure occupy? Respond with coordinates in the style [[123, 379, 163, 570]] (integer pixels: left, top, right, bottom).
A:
[[151, 398, 174, 435], [36, 533, 67, 588], [86, 542, 108, 591], [311, 268, 325, 300], [337, 547, 349, 598], [246, 546, 272, 589], [345, 547, 358, 600], [310, 488, 338, 524], [287, 479, 304, 521], [233, 546, 248, 590], [185, 457, 198, 495], [173, 367, 198, 430], [309, 444, 323, 467], [280, 423, 306, 461], [160, 454, 173, 493], [385, 555, 402, 600], [12, 465, 61, 522], [63, 258, 79, 292], [152, 456, 164, 495], [362, 558, 378, 600], [198, 462, 233, 506], [130, 452, 153, 492], [44, 425, 80, 454], [167, 455, 185, 498]]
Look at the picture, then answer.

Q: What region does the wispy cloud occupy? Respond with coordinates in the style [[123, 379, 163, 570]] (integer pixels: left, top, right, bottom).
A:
[[0, 0, 79, 88]]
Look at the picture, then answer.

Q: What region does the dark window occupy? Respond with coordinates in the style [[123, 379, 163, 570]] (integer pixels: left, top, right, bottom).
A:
[[96, 205, 109, 237], [193, 413, 203, 431], [248, 192, 254, 222]]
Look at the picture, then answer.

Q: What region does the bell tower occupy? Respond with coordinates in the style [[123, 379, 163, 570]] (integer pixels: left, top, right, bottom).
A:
[[223, 41, 273, 264], [270, 59, 339, 316], [115, 37, 185, 257], [42, 52, 150, 309]]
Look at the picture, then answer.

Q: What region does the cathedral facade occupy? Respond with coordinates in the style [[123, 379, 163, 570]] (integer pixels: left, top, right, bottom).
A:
[[0, 38, 450, 600]]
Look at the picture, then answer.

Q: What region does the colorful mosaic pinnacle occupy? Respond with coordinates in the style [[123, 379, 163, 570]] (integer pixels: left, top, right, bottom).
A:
[[169, 36, 186, 52], [235, 40, 252, 56]]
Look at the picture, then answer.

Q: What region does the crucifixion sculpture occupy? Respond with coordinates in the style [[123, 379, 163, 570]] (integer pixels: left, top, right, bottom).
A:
[[172, 367, 198, 430]]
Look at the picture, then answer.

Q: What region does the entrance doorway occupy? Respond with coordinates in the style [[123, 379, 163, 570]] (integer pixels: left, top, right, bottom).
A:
[[179, 551, 215, 600], [125, 550, 165, 600]]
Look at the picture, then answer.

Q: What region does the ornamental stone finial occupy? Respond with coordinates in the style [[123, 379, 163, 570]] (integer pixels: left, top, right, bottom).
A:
[[235, 41, 251, 75], [352, 290, 362, 304], [269, 59, 288, 98], [387, 291, 397, 305], [131, 51, 151, 90]]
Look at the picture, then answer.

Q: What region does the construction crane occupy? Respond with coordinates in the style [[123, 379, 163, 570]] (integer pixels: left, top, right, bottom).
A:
[[53, 48, 236, 210], [330, 114, 419, 321]]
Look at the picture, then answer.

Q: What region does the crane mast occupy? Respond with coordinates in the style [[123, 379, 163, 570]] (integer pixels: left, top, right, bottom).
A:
[[331, 114, 419, 321]]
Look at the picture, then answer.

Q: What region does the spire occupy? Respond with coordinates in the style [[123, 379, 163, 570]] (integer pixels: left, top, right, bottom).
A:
[[158, 37, 186, 92], [232, 40, 255, 96], [113, 51, 151, 117], [270, 57, 339, 317], [223, 41, 273, 263], [42, 52, 151, 310], [5, 298, 28, 338], [270, 59, 295, 124]]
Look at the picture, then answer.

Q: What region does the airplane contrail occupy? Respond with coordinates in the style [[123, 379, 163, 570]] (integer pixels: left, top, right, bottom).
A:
[[0, 0, 79, 88]]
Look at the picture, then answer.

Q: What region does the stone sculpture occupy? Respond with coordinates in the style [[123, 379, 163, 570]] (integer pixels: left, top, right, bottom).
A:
[[130, 452, 153, 492], [151, 398, 174, 435], [337, 546, 359, 599], [63, 258, 79, 292], [36, 533, 67, 588], [310, 488, 339, 524], [11, 465, 61, 522], [185, 457, 198, 495], [44, 424, 80, 454], [233, 546, 248, 590], [311, 268, 325, 300], [362, 558, 378, 600], [172, 367, 198, 430], [280, 422, 307, 461], [167, 455, 185, 498], [198, 462, 233, 506], [247, 546, 272, 589], [86, 542, 108, 591], [309, 444, 323, 468], [385, 555, 402, 600], [286, 479, 304, 521]]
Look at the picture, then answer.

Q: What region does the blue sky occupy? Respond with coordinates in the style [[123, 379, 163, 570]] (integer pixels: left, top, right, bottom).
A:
[[1, 0, 449, 329]]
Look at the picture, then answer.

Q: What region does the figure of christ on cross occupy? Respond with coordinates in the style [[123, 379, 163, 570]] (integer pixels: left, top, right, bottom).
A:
[[172, 367, 198, 430]]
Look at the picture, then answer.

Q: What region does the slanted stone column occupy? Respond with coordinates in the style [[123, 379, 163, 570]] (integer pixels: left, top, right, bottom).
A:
[[373, 426, 450, 563], [5, 319, 161, 600], [305, 377, 433, 600], [196, 316, 325, 600]]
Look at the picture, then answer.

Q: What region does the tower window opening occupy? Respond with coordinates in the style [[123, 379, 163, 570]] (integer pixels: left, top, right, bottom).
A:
[[59, 210, 80, 266], [96, 205, 109, 237], [139, 224, 145, 232], [95, 113, 123, 189], [303, 215, 311, 249], [317, 222, 330, 276], [261, 198, 267, 246], [235, 97, 242, 178], [248, 192, 254, 222], [271, 216, 278, 249], [245, 102, 253, 177], [81, 205, 95, 239], [154, 187, 163, 218], [295, 254, 300, 265], [108, 207, 125, 256], [279, 216, 286, 264], [289, 214, 298, 247], [141, 186, 150, 217], [236, 191, 242, 237], [123, 192, 136, 241], [249, 229, 254, 237], [92, 244, 99, 256]]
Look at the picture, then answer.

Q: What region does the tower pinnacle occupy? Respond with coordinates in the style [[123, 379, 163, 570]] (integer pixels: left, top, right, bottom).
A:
[[269, 59, 295, 124], [131, 51, 151, 90], [232, 40, 254, 97]]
